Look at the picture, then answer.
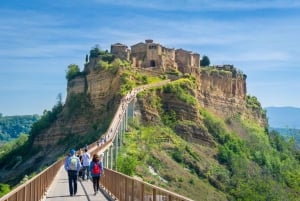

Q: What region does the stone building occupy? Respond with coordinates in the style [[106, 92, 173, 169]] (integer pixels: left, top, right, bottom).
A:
[[110, 43, 130, 61], [130, 39, 177, 72], [175, 49, 200, 73], [111, 39, 200, 73]]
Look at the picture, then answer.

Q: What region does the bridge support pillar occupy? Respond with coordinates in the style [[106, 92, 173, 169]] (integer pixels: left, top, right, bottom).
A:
[[114, 131, 118, 171], [110, 145, 113, 169], [103, 149, 108, 168]]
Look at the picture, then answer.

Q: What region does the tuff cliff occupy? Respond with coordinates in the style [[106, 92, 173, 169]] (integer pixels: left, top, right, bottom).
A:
[[0, 52, 268, 189], [137, 67, 266, 147], [197, 67, 266, 126], [33, 58, 122, 152], [34, 63, 267, 150]]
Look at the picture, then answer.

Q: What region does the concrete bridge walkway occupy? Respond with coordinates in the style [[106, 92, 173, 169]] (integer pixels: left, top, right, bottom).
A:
[[43, 166, 110, 201]]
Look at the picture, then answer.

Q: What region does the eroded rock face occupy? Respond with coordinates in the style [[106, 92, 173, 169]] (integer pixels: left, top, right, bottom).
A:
[[174, 122, 215, 146], [34, 66, 267, 151], [136, 69, 266, 146], [85, 71, 121, 110], [33, 116, 91, 147], [197, 70, 267, 127], [162, 93, 199, 122], [197, 70, 246, 117], [34, 69, 121, 148]]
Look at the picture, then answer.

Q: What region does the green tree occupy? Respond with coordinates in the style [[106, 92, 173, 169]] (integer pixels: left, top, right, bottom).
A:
[[117, 155, 138, 176], [201, 55, 210, 67], [29, 98, 63, 143], [89, 45, 103, 58], [66, 64, 80, 81]]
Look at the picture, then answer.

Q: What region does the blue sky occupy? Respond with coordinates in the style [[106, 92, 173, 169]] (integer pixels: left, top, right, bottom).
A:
[[0, 0, 300, 116]]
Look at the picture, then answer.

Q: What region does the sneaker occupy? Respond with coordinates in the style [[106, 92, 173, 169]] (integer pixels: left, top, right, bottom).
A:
[[94, 192, 96, 195]]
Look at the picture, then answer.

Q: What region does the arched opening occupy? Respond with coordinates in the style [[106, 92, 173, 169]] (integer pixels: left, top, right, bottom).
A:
[[150, 60, 156, 67]]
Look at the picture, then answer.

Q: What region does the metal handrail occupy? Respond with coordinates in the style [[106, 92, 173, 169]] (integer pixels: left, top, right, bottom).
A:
[[101, 168, 194, 201], [0, 159, 63, 201]]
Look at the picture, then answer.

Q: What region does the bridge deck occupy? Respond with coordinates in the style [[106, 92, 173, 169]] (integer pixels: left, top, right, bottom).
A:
[[43, 166, 110, 201]]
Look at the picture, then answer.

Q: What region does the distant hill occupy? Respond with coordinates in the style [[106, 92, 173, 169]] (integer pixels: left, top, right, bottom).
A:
[[269, 127, 300, 147], [265, 106, 300, 129], [265, 107, 300, 147], [0, 114, 40, 142]]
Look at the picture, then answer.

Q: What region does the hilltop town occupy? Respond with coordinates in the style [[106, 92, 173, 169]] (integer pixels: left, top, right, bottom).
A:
[[85, 39, 200, 74], [111, 39, 200, 73], [84, 39, 242, 79]]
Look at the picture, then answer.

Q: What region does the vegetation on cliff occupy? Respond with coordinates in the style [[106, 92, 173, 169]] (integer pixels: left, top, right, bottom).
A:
[[117, 78, 300, 201]]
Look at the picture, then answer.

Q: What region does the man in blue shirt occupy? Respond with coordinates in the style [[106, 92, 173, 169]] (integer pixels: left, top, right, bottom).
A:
[[64, 149, 82, 196]]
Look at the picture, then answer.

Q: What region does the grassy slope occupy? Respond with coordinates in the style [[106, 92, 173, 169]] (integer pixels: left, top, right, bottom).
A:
[[120, 125, 227, 201], [117, 78, 300, 201]]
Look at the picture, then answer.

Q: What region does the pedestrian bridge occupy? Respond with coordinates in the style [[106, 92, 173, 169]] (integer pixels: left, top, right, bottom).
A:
[[0, 80, 193, 201]]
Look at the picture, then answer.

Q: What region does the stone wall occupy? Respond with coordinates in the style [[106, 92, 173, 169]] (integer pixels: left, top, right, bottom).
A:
[[111, 43, 130, 60], [175, 49, 200, 73]]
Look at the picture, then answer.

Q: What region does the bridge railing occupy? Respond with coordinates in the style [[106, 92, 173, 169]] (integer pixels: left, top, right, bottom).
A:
[[0, 159, 64, 201], [101, 168, 193, 201]]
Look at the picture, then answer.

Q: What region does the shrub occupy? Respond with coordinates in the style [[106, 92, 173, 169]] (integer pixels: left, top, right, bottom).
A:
[[117, 155, 138, 176], [246, 95, 262, 110], [172, 149, 183, 163], [66, 64, 82, 81], [30, 101, 63, 143]]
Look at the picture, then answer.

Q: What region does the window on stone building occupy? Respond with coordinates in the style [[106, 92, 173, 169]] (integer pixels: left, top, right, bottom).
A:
[[149, 45, 157, 49]]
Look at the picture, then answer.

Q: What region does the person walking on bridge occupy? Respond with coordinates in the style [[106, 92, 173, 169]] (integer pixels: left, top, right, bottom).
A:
[[64, 149, 82, 196], [90, 153, 104, 195], [82, 148, 90, 180]]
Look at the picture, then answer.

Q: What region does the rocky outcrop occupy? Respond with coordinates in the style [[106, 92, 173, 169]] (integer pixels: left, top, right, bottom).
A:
[[85, 70, 121, 110], [136, 67, 266, 146], [34, 68, 121, 148], [174, 121, 215, 146], [197, 69, 246, 118], [34, 61, 267, 152], [196, 69, 266, 127], [137, 84, 215, 146], [33, 116, 91, 148]]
